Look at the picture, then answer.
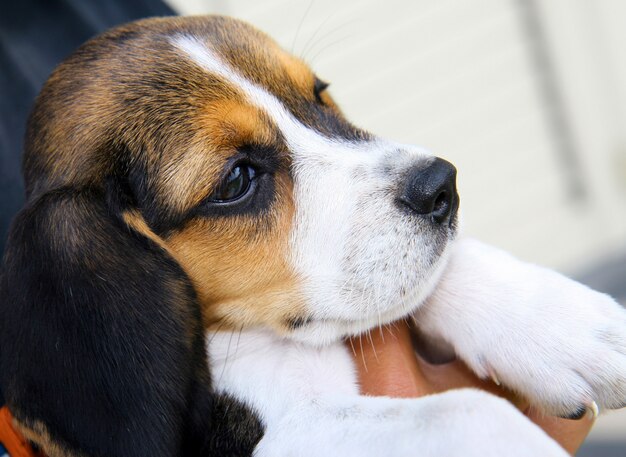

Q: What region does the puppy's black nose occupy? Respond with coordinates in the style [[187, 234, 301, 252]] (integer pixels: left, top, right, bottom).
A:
[[399, 158, 458, 224]]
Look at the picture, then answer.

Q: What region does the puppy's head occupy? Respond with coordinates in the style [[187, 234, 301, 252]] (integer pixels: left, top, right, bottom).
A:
[[25, 16, 458, 345]]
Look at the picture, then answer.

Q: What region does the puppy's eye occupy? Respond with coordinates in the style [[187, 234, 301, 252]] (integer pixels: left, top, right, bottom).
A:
[[313, 77, 329, 104], [209, 164, 257, 202]]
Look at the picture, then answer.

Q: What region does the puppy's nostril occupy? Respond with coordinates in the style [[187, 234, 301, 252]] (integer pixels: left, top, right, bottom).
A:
[[433, 191, 448, 213], [399, 157, 458, 224], [431, 190, 451, 223]]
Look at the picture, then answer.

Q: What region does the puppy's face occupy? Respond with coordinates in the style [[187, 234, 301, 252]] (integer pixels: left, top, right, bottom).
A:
[[26, 16, 458, 345]]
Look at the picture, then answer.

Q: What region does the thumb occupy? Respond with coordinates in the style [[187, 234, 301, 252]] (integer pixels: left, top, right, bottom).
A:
[[350, 323, 433, 398]]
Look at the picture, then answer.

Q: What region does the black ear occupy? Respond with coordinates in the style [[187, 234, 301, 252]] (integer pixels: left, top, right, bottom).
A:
[[0, 185, 261, 457]]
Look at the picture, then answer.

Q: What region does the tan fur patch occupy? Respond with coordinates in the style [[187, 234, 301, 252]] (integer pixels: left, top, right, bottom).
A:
[[13, 418, 84, 457], [166, 170, 306, 334], [122, 209, 174, 254], [274, 50, 317, 98]]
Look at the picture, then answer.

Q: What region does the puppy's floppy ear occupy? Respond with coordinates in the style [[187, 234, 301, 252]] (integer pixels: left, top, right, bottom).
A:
[[0, 181, 261, 457]]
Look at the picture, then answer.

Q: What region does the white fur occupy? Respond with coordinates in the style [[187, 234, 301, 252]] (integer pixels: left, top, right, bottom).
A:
[[208, 330, 567, 457], [175, 35, 626, 456], [416, 238, 626, 416]]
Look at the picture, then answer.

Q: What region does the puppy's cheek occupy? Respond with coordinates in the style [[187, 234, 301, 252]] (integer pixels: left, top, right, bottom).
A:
[[164, 214, 306, 331], [207, 284, 310, 334]]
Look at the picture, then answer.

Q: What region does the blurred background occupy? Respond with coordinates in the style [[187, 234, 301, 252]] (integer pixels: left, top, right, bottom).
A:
[[1, 0, 624, 455]]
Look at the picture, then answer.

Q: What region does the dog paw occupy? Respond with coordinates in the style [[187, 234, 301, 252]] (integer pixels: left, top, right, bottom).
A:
[[469, 282, 626, 418], [254, 389, 567, 457], [417, 239, 626, 418]]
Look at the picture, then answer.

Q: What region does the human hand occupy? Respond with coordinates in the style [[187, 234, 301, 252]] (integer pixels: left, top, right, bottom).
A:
[[349, 321, 594, 455]]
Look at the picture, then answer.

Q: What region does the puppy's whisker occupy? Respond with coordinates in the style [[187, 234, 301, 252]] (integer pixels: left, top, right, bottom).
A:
[[389, 319, 401, 340], [230, 324, 245, 363], [292, 0, 316, 55], [217, 329, 236, 388], [378, 318, 386, 342], [304, 17, 358, 63], [207, 318, 230, 345], [366, 328, 379, 363], [358, 332, 367, 372], [348, 336, 357, 357], [300, 10, 339, 60]]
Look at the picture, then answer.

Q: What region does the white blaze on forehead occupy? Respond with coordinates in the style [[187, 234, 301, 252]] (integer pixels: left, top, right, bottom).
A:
[[173, 36, 357, 153]]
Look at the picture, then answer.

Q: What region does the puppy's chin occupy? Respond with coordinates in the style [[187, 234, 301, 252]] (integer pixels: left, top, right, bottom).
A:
[[286, 247, 452, 347], [286, 315, 406, 347]]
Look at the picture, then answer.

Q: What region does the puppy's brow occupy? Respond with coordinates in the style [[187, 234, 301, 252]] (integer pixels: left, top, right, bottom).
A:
[[172, 35, 330, 152], [171, 36, 241, 84], [172, 36, 297, 132]]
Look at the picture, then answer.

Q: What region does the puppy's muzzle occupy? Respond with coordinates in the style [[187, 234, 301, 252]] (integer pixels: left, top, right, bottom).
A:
[[398, 158, 459, 225]]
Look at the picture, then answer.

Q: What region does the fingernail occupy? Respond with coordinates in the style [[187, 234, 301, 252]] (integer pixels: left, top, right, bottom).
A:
[[587, 401, 599, 419], [486, 366, 500, 386]]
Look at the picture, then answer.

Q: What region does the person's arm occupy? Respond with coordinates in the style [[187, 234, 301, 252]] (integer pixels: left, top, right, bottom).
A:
[[350, 322, 593, 455]]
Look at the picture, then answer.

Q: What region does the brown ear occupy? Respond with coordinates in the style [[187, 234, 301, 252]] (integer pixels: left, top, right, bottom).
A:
[[0, 183, 260, 457]]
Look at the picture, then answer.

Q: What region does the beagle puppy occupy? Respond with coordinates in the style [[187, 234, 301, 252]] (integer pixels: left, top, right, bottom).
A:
[[1, 15, 625, 457]]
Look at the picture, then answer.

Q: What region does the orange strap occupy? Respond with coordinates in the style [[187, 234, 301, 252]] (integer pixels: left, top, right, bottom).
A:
[[0, 407, 40, 457]]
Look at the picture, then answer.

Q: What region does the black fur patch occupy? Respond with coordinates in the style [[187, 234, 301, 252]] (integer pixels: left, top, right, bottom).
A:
[[286, 316, 312, 330], [0, 186, 262, 456]]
